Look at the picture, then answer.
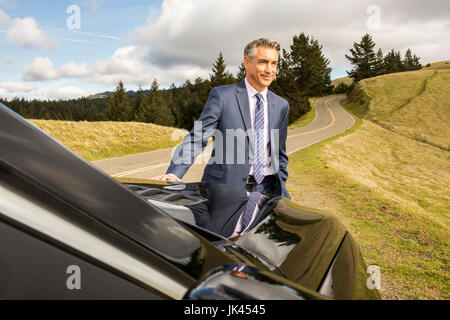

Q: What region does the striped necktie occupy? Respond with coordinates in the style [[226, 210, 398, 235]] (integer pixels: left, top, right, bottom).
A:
[[239, 191, 262, 234], [253, 92, 265, 184]]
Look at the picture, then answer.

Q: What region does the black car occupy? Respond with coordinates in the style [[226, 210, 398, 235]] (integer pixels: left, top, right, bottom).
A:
[[0, 102, 380, 300]]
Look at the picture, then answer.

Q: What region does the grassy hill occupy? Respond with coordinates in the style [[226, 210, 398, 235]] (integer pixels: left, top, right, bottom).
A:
[[423, 60, 450, 70], [345, 62, 450, 150], [286, 62, 449, 299], [29, 120, 184, 161], [331, 76, 353, 88]]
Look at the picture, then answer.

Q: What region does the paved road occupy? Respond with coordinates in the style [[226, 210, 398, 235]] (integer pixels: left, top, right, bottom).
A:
[[92, 94, 354, 182]]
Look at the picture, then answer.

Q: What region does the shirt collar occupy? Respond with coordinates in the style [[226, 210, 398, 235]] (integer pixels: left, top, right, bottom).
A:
[[244, 77, 268, 102]]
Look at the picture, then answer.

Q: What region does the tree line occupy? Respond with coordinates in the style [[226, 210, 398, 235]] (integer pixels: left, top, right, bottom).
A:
[[345, 33, 422, 82]]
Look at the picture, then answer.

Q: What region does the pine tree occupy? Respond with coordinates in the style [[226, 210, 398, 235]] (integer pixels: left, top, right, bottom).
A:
[[147, 78, 175, 126], [412, 54, 421, 70], [284, 33, 332, 96], [345, 33, 378, 82], [272, 46, 311, 124], [403, 49, 422, 71], [383, 49, 404, 74], [403, 49, 414, 71], [210, 52, 235, 87], [235, 62, 246, 82], [373, 48, 384, 76], [131, 86, 148, 122], [308, 38, 333, 95], [105, 81, 131, 121]]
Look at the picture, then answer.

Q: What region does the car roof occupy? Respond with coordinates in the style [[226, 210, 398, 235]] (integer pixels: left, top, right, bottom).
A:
[[0, 102, 203, 265]]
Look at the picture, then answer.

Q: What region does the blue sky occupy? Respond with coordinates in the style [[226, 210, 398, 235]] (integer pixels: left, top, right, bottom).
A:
[[1, 0, 164, 99], [0, 0, 449, 100]]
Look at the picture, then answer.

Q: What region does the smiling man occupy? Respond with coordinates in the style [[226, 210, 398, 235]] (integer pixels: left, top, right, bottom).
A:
[[153, 38, 290, 199]]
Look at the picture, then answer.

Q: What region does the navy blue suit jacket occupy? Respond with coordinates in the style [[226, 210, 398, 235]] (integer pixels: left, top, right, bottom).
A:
[[167, 79, 290, 199]]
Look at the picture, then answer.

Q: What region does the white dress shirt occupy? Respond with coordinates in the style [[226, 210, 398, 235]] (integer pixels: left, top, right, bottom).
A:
[[244, 78, 275, 176]]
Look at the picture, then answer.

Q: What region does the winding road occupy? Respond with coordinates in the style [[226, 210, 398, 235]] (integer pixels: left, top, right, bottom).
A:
[[92, 94, 354, 182]]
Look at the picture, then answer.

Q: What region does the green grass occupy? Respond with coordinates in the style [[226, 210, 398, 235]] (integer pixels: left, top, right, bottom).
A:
[[288, 97, 319, 129]]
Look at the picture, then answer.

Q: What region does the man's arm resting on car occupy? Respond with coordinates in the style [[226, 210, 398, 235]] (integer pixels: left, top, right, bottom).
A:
[[151, 173, 182, 182]]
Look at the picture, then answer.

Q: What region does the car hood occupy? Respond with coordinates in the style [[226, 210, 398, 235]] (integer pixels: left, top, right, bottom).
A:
[[118, 178, 347, 293], [233, 198, 347, 291]]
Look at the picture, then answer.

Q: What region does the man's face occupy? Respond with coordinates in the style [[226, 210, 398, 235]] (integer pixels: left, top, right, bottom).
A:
[[244, 46, 278, 92]]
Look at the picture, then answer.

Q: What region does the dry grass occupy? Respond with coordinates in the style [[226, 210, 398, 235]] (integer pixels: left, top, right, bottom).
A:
[[350, 69, 450, 150], [29, 120, 183, 161], [321, 120, 449, 299], [423, 60, 450, 70], [323, 120, 449, 221], [287, 118, 449, 299], [331, 76, 353, 88], [287, 64, 450, 299]]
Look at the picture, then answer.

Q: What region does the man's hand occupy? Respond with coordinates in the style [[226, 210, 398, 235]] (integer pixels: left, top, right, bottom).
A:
[[151, 174, 182, 182]]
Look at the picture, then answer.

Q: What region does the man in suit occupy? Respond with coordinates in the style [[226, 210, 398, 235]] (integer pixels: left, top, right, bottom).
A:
[[153, 38, 290, 200]]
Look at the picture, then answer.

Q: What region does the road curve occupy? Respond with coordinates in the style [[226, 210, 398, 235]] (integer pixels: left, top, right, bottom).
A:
[[92, 94, 354, 182]]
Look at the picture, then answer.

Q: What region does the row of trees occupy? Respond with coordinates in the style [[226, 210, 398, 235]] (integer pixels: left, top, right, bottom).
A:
[[3, 32, 333, 128], [104, 80, 175, 126], [345, 33, 422, 82], [1, 96, 109, 121]]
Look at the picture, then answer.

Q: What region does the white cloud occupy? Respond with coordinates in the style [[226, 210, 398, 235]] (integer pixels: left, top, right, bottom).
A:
[[0, 9, 11, 26], [131, 0, 450, 78], [47, 86, 88, 100], [22, 57, 59, 81], [0, 81, 36, 99], [77, 46, 210, 86], [59, 61, 91, 78], [6, 17, 58, 50], [21, 47, 171, 86], [16, 0, 450, 94], [0, 81, 35, 92]]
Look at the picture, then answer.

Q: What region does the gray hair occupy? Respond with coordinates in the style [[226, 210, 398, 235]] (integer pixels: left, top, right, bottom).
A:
[[244, 38, 280, 60]]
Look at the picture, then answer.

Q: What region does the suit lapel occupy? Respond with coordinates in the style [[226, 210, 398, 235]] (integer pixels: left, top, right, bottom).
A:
[[235, 80, 252, 133], [267, 91, 281, 173], [267, 91, 279, 131]]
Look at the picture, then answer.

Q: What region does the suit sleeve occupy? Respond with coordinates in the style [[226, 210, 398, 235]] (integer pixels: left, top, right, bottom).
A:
[[279, 101, 290, 198], [166, 87, 222, 179]]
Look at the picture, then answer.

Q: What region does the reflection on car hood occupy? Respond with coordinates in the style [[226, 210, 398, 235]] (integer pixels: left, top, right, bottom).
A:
[[235, 198, 347, 291], [120, 178, 348, 292]]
